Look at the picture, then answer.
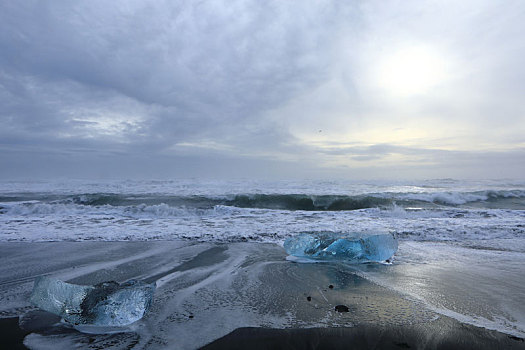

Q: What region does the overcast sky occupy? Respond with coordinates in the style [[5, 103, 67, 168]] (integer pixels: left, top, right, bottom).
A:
[[1, 0, 524, 180]]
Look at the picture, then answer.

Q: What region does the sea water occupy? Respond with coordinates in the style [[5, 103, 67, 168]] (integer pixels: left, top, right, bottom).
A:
[[1, 178, 525, 338], [1, 179, 524, 244]]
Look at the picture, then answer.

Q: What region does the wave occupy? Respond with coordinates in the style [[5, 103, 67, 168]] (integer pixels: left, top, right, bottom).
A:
[[1, 189, 524, 213], [396, 190, 525, 206], [225, 194, 394, 210], [1, 202, 218, 218], [0, 193, 395, 211], [66, 193, 393, 210]]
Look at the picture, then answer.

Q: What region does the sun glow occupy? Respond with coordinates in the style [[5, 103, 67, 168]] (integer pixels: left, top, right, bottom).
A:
[[375, 46, 449, 96]]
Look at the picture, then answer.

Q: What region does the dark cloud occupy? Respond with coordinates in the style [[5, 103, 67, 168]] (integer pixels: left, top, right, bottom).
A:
[[0, 1, 356, 147]]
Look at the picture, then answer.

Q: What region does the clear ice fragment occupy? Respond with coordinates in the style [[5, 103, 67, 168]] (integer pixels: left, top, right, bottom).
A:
[[30, 277, 155, 327], [284, 231, 398, 263]]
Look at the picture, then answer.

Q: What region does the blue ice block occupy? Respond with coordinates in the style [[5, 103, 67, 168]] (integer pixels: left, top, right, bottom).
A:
[[284, 231, 397, 263], [30, 277, 155, 327]]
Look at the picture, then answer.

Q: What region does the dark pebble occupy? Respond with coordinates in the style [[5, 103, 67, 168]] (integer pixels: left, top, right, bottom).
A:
[[335, 305, 349, 313], [328, 285, 334, 289], [306, 296, 312, 302], [189, 315, 194, 319]]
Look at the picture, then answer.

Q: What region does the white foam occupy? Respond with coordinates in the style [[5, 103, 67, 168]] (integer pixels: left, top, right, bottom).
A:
[[0, 180, 524, 246], [1, 205, 523, 250], [392, 189, 525, 206]]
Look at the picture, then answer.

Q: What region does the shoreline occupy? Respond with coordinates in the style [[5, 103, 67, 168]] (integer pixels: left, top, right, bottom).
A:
[[203, 318, 525, 349], [1, 241, 524, 349], [0, 317, 30, 350], [3, 315, 524, 350]]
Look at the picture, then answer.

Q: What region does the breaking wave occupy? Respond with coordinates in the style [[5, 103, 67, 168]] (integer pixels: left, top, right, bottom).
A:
[[396, 190, 525, 206], [1, 189, 524, 215]]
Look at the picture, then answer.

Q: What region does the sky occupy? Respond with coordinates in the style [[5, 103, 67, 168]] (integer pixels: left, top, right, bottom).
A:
[[1, 0, 524, 180]]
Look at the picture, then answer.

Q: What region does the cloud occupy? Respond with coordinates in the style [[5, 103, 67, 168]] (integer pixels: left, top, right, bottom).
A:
[[0, 0, 524, 179], [0, 1, 356, 147]]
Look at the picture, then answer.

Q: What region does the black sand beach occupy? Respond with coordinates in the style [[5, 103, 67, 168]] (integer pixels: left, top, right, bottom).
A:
[[1, 241, 524, 349], [204, 319, 525, 350]]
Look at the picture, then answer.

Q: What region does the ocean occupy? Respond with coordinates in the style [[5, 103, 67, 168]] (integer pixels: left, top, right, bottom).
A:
[[1, 178, 525, 347], [1, 179, 524, 244]]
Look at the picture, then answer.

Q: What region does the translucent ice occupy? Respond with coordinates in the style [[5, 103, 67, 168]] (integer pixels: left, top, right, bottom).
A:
[[30, 277, 155, 327], [284, 231, 398, 263]]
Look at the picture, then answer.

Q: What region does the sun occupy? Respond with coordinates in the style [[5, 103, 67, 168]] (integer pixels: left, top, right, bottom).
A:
[[375, 46, 448, 97]]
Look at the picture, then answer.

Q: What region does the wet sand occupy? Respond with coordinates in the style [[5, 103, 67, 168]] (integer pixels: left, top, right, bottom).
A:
[[0, 241, 524, 349], [203, 318, 525, 349], [3, 315, 525, 350], [0, 317, 30, 350]]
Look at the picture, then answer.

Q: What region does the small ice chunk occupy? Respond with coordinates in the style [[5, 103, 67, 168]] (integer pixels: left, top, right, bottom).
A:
[[30, 277, 90, 325], [30, 277, 155, 327], [284, 231, 398, 263]]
